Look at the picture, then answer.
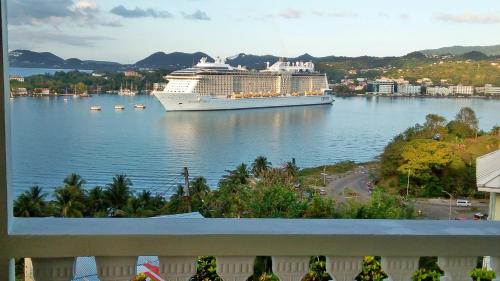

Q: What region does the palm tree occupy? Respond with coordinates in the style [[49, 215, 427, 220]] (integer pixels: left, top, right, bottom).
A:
[[13, 186, 47, 217], [53, 186, 85, 217], [105, 174, 133, 216], [63, 173, 86, 189], [283, 160, 299, 178], [251, 156, 272, 177], [87, 186, 108, 217], [223, 163, 250, 185]]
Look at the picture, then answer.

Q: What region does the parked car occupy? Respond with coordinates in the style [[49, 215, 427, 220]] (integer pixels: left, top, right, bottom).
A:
[[474, 213, 488, 220], [456, 199, 472, 207]]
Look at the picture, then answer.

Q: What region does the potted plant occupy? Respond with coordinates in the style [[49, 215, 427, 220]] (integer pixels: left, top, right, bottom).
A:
[[469, 268, 496, 281]]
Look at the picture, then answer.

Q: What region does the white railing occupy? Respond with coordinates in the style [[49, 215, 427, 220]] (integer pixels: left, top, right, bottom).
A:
[[1, 2, 500, 281], [3, 218, 500, 281]]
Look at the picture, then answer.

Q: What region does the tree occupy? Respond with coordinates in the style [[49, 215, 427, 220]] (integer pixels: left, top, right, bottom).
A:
[[222, 163, 250, 185], [252, 156, 272, 177], [105, 174, 133, 216], [51, 174, 88, 217], [86, 186, 108, 217], [63, 173, 86, 189], [13, 186, 48, 217], [454, 107, 479, 132], [53, 185, 86, 217], [283, 160, 299, 179]]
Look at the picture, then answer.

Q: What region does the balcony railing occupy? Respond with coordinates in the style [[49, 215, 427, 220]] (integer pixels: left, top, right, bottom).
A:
[[4, 218, 500, 281]]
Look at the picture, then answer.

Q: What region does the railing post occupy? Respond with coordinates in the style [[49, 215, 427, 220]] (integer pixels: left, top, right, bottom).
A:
[[216, 256, 255, 281], [158, 256, 198, 281], [31, 257, 75, 281], [96, 256, 137, 281], [0, 258, 14, 281], [325, 256, 363, 281], [438, 257, 477, 281], [490, 257, 500, 281], [381, 257, 419, 281], [272, 256, 310, 281]]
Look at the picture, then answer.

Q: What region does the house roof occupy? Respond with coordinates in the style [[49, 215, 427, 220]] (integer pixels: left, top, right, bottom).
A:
[[477, 149, 500, 193]]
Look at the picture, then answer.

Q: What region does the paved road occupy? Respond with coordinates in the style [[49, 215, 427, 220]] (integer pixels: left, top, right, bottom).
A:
[[325, 166, 372, 202], [415, 198, 489, 220]]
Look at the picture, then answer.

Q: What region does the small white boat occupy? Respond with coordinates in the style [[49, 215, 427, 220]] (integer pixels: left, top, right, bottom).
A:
[[90, 105, 102, 111], [134, 104, 146, 109], [63, 98, 68, 102], [114, 105, 125, 110]]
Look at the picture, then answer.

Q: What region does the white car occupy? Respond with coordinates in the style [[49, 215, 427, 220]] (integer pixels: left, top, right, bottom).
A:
[[456, 199, 472, 207]]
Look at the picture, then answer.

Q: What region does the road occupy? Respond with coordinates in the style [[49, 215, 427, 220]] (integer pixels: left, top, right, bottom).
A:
[[415, 198, 489, 220], [323, 166, 489, 220], [324, 166, 372, 202]]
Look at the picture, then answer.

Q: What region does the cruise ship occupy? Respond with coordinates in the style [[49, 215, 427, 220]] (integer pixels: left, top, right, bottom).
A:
[[152, 57, 333, 111]]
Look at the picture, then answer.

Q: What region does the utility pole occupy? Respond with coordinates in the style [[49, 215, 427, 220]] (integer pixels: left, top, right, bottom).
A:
[[406, 169, 411, 199], [183, 167, 192, 212], [323, 166, 326, 186], [442, 190, 452, 220]]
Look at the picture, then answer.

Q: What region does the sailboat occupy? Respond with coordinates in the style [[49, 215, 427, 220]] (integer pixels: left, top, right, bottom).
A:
[[118, 80, 138, 96]]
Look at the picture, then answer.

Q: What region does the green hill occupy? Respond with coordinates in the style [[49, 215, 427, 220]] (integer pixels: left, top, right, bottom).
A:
[[384, 60, 500, 86], [420, 45, 500, 56]]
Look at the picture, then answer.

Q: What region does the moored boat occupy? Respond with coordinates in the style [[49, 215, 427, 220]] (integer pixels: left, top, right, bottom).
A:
[[134, 104, 146, 109], [114, 105, 125, 110], [90, 105, 101, 111]]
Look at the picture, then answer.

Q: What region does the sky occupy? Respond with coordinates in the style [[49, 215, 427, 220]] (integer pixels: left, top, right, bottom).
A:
[[6, 0, 500, 64]]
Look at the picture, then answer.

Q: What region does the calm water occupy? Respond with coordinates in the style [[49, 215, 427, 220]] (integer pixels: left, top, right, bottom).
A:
[[9, 67, 92, 77], [10, 95, 500, 196]]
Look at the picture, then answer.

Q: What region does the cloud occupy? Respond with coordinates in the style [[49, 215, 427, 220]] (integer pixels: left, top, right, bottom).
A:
[[9, 28, 113, 48], [8, 0, 122, 27], [313, 11, 357, 18], [110, 5, 173, 19], [279, 9, 302, 19], [434, 12, 500, 24], [182, 10, 211, 20]]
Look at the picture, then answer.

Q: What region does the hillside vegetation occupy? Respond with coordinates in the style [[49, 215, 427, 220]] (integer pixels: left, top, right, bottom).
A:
[[377, 107, 499, 198], [384, 60, 500, 86]]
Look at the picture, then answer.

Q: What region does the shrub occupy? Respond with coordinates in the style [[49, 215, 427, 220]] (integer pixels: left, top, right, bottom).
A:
[[469, 268, 496, 281]]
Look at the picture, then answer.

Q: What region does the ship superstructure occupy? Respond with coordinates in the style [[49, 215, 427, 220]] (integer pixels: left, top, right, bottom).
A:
[[152, 57, 333, 111]]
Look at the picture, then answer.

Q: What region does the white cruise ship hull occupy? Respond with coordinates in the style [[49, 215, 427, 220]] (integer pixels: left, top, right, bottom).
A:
[[153, 93, 334, 111]]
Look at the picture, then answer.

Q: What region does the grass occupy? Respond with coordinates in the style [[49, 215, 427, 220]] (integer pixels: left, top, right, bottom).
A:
[[298, 161, 358, 187]]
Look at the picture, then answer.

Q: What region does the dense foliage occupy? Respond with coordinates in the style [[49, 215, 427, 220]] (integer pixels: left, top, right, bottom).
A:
[[10, 69, 170, 93], [378, 107, 499, 197]]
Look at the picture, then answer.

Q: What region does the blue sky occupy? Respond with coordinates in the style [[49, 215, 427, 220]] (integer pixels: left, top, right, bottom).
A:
[[7, 0, 500, 63]]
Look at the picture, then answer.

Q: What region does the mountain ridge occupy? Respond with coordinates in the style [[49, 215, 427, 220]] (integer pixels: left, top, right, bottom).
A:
[[9, 44, 500, 72]]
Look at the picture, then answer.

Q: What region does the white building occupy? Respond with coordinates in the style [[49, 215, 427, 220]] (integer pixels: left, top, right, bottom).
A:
[[397, 84, 421, 95], [367, 79, 396, 94], [9, 75, 24, 82], [449, 85, 474, 96], [426, 86, 451, 96], [476, 84, 500, 96], [477, 150, 500, 220]]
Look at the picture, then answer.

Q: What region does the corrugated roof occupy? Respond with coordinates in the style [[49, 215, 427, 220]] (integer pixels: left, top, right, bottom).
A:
[[477, 149, 500, 191]]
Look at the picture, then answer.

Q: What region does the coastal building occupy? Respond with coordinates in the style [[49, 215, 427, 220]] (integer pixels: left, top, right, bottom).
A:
[[449, 84, 474, 96], [367, 79, 396, 94], [397, 84, 422, 95], [416, 78, 433, 86], [426, 86, 451, 96], [11, 87, 27, 96], [123, 70, 142, 78], [9, 75, 24, 82], [477, 150, 500, 221], [33, 88, 50, 95], [476, 84, 500, 96]]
